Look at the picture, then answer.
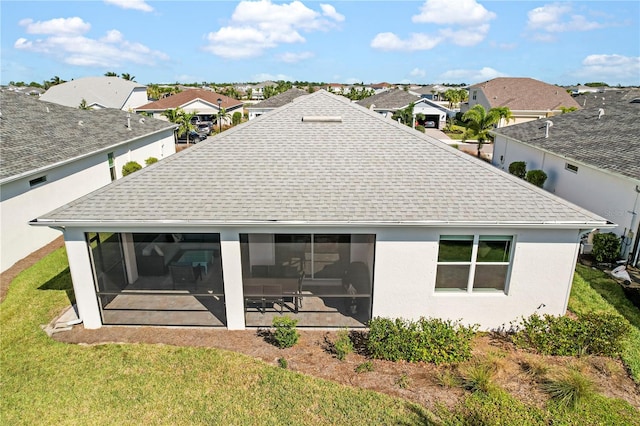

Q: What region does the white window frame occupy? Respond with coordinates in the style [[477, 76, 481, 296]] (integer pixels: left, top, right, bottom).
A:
[[435, 235, 514, 294], [565, 163, 579, 173]]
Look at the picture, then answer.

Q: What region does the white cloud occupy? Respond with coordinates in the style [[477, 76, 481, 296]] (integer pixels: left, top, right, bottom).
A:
[[19, 17, 90, 36], [205, 1, 343, 59], [104, 0, 153, 12], [370, 32, 441, 51], [439, 67, 507, 84], [527, 3, 606, 40], [573, 54, 640, 86], [409, 68, 426, 78], [14, 18, 169, 68], [372, 0, 494, 52], [320, 4, 344, 22], [278, 51, 314, 63], [252, 72, 292, 81], [412, 0, 496, 26]]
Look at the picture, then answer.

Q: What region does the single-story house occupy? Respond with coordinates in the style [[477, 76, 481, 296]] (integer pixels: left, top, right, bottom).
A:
[[32, 90, 611, 331], [357, 89, 448, 129], [246, 88, 309, 120], [135, 89, 243, 126], [491, 90, 640, 266], [463, 77, 582, 127], [39, 76, 149, 111], [1, 91, 176, 273]]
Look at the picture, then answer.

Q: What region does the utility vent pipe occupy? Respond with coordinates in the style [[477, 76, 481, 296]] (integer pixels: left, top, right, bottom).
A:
[[126, 113, 131, 129], [301, 116, 342, 123], [544, 120, 553, 138], [598, 108, 605, 119]]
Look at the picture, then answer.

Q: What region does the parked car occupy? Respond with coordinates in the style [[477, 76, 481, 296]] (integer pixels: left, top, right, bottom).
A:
[[196, 123, 211, 134], [176, 130, 207, 143], [424, 120, 437, 128]]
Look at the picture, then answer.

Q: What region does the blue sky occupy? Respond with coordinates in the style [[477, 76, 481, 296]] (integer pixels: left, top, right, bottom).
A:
[[1, 0, 639, 86]]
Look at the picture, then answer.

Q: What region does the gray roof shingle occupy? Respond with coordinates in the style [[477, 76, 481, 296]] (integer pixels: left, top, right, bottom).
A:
[[248, 88, 310, 109], [492, 94, 640, 181], [36, 90, 607, 227], [356, 89, 420, 109], [0, 91, 176, 182]]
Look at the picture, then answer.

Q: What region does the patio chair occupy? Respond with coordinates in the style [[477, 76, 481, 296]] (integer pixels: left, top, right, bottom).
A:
[[169, 263, 202, 290]]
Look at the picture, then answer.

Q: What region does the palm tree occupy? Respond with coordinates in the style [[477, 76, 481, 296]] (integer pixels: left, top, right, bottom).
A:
[[461, 104, 502, 157], [216, 108, 231, 133], [78, 98, 91, 110], [104, 71, 118, 77], [492, 106, 514, 127], [161, 107, 182, 123], [176, 110, 197, 144], [121, 73, 135, 81]]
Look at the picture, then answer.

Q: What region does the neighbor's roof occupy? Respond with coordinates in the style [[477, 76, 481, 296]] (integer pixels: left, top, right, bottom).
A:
[[248, 88, 310, 109], [492, 93, 640, 181], [35, 90, 608, 228], [0, 91, 176, 183], [39, 77, 145, 109], [136, 89, 242, 111], [469, 77, 581, 111], [356, 89, 420, 110]]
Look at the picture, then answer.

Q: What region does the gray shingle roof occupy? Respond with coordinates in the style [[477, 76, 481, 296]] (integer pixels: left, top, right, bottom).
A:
[[38, 76, 145, 109], [492, 95, 640, 181], [356, 89, 420, 109], [36, 90, 607, 227], [0, 91, 176, 182], [248, 88, 310, 109]]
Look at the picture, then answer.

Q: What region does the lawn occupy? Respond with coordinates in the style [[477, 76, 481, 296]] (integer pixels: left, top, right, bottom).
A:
[[0, 248, 431, 425], [1, 249, 638, 425]]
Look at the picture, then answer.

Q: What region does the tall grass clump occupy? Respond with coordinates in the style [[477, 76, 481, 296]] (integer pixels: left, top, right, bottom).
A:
[[542, 369, 595, 409]]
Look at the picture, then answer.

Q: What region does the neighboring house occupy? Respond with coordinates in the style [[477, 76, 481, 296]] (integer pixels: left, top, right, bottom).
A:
[[39, 76, 148, 111], [32, 90, 610, 331], [135, 89, 243, 126], [464, 77, 581, 127], [247, 81, 278, 101], [0, 91, 177, 273], [491, 90, 640, 266], [357, 89, 448, 129], [246, 88, 310, 120], [3, 85, 45, 96]]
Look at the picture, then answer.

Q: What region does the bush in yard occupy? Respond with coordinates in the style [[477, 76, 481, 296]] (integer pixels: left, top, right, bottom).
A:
[[145, 157, 158, 166], [508, 161, 527, 179], [512, 312, 630, 357], [543, 369, 595, 409], [272, 316, 299, 348], [366, 317, 478, 364], [591, 232, 621, 263], [232, 111, 242, 126], [122, 161, 142, 176], [334, 328, 354, 361], [525, 169, 548, 187]]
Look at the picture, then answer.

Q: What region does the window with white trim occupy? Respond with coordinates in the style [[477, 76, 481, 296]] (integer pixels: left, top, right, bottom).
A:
[[435, 235, 513, 293]]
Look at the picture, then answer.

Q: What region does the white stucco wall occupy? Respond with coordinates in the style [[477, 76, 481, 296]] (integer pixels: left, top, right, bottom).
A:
[[60, 224, 583, 330], [123, 87, 150, 111], [1, 131, 176, 273], [493, 135, 640, 259]]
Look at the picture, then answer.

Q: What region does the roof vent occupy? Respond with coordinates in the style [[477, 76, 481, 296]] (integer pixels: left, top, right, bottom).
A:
[[139, 117, 146, 124], [78, 120, 83, 126], [301, 116, 342, 123], [598, 108, 604, 119], [544, 120, 553, 138]]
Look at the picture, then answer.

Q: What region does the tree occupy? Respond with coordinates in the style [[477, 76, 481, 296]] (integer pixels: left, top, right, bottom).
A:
[[161, 107, 182, 123], [492, 106, 514, 127], [232, 111, 242, 126], [525, 170, 548, 188], [391, 103, 415, 127], [461, 104, 502, 157], [216, 108, 231, 132], [78, 98, 91, 110], [176, 110, 197, 144], [44, 75, 65, 90], [560, 106, 578, 114], [121, 73, 135, 81], [508, 161, 527, 179], [104, 71, 118, 77]]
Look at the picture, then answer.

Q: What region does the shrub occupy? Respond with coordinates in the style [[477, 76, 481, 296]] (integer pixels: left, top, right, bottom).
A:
[[366, 317, 478, 364], [334, 328, 354, 361], [508, 161, 527, 179], [459, 362, 497, 393], [232, 111, 242, 126], [277, 357, 288, 369], [145, 157, 158, 166], [543, 369, 595, 409], [435, 369, 460, 388], [416, 125, 425, 133], [355, 361, 374, 373], [591, 232, 621, 263], [272, 316, 299, 348], [513, 312, 630, 357], [525, 169, 548, 187], [122, 161, 142, 176]]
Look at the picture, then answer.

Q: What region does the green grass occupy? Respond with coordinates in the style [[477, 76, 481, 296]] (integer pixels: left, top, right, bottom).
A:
[[569, 264, 640, 382], [0, 248, 432, 425]]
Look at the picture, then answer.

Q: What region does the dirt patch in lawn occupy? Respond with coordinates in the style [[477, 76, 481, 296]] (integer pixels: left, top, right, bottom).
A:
[[52, 324, 639, 413]]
